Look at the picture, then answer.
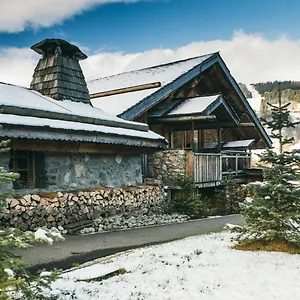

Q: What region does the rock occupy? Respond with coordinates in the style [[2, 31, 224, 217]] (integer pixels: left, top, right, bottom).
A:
[[47, 214, 55, 222]]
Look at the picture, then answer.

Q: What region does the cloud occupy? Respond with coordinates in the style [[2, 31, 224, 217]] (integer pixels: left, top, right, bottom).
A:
[[0, 31, 300, 88], [84, 31, 300, 84], [0, 0, 147, 33], [0, 47, 38, 86]]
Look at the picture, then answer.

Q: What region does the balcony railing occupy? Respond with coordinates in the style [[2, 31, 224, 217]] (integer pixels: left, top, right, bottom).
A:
[[193, 151, 251, 186], [221, 150, 251, 175]]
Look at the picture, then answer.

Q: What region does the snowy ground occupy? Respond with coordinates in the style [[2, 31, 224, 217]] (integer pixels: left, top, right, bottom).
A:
[[49, 232, 300, 300]]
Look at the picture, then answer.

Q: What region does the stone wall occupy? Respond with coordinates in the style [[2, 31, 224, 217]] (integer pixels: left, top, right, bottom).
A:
[[0, 185, 164, 231], [44, 152, 143, 191], [148, 149, 187, 184]]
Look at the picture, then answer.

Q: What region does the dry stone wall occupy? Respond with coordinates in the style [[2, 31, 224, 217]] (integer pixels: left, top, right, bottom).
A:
[[44, 152, 143, 191], [0, 185, 164, 231], [148, 149, 187, 183]]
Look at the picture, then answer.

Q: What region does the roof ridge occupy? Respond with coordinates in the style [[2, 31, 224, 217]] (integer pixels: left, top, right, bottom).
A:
[[89, 52, 219, 83]]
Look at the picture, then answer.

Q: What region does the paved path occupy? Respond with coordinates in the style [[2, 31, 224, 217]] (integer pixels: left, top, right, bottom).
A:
[[18, 214, 244, 272]]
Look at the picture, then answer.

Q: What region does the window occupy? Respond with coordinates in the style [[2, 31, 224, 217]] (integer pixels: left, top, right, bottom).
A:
[[202, 129, 218, 149], [9, 150, 44, 189], [171, 130, 193, 149]]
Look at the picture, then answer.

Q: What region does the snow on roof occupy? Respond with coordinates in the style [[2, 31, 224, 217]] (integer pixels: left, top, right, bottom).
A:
[[223, 139, 255, 149], [167, 95, 220, 116], [0, 113, 164, 141], [0, 82, 167, 146], [88, 53, 215, 116], [0, 82, 147, 130]]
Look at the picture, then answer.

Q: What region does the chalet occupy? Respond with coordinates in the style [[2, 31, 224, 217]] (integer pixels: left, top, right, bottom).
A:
[[88, 53, 272, 188], [0, 39, 167, 192]]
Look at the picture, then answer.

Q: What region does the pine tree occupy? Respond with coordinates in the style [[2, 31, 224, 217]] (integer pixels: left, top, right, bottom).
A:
[[0, 136, 62, 299], [235, 84, 300, 247]]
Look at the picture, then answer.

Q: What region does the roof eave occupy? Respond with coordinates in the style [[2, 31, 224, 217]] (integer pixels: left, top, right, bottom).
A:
[[0, 124, 168, 150], [215, 55, 272, 148]]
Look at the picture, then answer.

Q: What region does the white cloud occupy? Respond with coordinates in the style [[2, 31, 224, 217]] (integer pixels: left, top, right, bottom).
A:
[[0, 31, 300, 87], [0, 0, 147, 32], [0, 47, 38, 86], [84, 31, 300, 84]]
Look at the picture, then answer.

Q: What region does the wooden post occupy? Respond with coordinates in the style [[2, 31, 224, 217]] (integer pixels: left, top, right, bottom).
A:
[[217, 125, 221, 153], [186, 150, 194, 180], [191, 121, 194, 150]]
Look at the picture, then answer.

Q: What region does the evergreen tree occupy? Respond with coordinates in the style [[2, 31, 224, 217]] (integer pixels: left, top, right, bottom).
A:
[[0, 137, 62, 299], [235, 85, 300, 246]]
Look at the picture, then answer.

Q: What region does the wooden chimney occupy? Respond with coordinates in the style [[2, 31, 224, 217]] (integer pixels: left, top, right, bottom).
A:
[[30, 38, 91, 104]]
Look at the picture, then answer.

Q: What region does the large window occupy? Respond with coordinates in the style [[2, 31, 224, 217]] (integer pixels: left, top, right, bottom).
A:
[[9, 150, 44, 189], [171, 129, 219, 152]]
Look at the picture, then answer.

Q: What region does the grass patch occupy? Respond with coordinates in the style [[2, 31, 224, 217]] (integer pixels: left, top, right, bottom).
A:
[[233, 239, 300, 254]]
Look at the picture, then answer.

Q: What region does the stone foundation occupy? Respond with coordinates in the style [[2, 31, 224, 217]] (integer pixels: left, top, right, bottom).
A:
[[0, 185, 164, 231], [148, 149, 187, 183]]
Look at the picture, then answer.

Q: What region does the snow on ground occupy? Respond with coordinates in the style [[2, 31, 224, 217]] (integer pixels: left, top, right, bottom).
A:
[[50, 232, 300, 300]]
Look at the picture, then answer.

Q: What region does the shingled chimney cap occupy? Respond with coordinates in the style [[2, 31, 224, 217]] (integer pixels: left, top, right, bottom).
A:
[[31, 38, 87, 60]]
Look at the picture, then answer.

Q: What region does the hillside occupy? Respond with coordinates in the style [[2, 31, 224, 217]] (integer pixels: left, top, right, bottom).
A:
[[249, 81, 300, 115], [252, 81, 300, 95]]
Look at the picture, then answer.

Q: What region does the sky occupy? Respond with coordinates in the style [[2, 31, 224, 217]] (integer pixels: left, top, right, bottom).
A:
[[0, 0, 300, 87]]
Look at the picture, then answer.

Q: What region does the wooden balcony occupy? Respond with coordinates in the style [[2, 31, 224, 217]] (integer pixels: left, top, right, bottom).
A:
[[193, 151, 251, 187]]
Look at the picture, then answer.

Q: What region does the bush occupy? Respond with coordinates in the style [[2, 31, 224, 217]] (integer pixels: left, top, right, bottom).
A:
[[214, 173, 245, 215], [168, 178, 213, 218]]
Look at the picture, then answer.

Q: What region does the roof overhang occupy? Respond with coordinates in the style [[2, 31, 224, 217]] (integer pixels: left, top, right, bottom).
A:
[[0, 114, 168, 150]]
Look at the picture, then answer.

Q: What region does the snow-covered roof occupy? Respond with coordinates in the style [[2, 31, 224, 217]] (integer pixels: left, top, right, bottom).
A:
[[167, 95, 220, 116], [88, 53, 215, 116], [0, 82, 146, 130], [223, 139, 255, 149], [0, 82, 167, 148], [0, 114, 162, 141]]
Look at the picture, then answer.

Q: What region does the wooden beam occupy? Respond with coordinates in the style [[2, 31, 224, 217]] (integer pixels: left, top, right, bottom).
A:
[[239, 123, 255, 127], [10, 139, 157, 155], [90, 82, 161, 99], [154, 115, 217, 123]]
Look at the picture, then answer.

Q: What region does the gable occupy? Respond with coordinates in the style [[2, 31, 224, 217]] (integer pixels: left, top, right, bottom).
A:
[[88, 53, 272, 148], [88, 53, 216, 116]]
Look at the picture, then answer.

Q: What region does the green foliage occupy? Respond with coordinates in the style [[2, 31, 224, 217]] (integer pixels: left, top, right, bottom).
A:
[[168, 178, 213, 218], [0, 138, 63, 299], [253, 80, 300, 95], [234, 91, 300, 247], [214, 173, 245, 215]]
